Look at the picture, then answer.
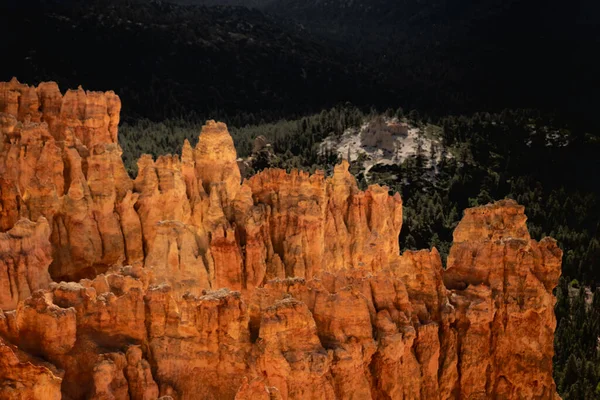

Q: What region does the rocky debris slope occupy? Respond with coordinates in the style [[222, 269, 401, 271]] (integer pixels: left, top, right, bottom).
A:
[[320, 116, 448, 181], [0, 81, 562, 399]]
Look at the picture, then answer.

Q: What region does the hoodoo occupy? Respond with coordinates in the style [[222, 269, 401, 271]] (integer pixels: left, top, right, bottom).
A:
[[0, 81, 562, 399]]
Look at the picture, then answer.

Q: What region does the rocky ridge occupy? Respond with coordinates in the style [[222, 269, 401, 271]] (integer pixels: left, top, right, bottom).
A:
[[0, 80, 562, 399]]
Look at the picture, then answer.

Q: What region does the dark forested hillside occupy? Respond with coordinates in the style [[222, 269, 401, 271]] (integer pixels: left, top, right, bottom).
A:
[[262, 0, 600, 128], [165, 0, 599, 129], [199, 0, 600, 130], [0, 0, 390, 121], [3, 0, 598, 130]]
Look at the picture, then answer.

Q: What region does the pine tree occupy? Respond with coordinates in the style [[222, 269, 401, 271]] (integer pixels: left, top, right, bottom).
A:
[[396, 107, 404, 120]]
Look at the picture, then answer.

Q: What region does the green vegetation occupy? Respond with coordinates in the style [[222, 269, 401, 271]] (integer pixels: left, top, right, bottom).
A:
[[555, 280, 600, 399], [120, 104, 363, 175]]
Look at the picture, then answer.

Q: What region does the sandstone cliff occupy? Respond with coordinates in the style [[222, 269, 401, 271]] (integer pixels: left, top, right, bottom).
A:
[[0, 80, 562, 399]]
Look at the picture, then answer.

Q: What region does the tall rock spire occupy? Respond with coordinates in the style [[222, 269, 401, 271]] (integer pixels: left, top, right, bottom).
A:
[[194, 120, 241, 206]]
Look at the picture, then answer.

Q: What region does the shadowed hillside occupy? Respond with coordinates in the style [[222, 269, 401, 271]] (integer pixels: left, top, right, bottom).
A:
[[0, 0, 391, 121], [174, 0, 600, 129]]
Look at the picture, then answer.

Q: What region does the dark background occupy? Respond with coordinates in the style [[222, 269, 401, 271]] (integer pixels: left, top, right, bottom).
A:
[[2, 0, 599, 131]]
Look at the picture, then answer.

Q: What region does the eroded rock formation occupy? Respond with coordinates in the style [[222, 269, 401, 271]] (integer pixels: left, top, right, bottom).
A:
[[0, 218, 52, 310], [0, 80, 562, 399]]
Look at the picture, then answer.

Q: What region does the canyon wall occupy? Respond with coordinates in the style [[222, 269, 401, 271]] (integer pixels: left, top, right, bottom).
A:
[[0, 80, 562, 399]]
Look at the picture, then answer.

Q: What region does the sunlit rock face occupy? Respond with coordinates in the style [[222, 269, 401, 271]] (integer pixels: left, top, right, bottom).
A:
[[0, 79, 128, 282], [0, 81, 562, 399], [443, 200, 562, 399], [0, 218, 52, 310]]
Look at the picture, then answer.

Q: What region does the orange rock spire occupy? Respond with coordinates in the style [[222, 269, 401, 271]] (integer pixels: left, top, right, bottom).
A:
[[0, 81, 562, 399]]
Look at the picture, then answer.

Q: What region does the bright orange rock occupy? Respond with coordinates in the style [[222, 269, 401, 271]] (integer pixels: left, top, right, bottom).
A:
[[0, 80, 125, 281], [193, 120, 241, 210], [444, 200, 562, 399], [0, 81, 562, 400], [0, 218, 52, 310], [0, 338, 62, 400]]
